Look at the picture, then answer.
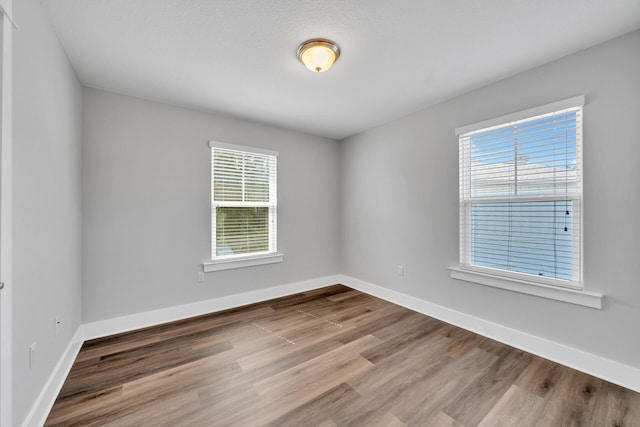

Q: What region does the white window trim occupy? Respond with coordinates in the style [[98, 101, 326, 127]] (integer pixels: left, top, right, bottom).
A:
[[449, 267, 603, 309], [453, 96, 603, 307], [455, 95, 585, 136], [203, 252, 284, 272], [206, 141, 282, 272], [208, 140, 278, 157]]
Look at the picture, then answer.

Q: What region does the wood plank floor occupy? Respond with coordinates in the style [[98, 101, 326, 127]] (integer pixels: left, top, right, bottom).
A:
[[45, 285, 640, 426]]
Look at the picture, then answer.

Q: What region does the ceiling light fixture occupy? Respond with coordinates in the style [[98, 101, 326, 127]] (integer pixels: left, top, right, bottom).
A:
[[297, 38, 340, 73]]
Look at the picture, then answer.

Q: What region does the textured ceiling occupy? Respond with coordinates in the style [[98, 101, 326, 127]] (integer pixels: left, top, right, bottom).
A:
[[39, 0, 640, 140]]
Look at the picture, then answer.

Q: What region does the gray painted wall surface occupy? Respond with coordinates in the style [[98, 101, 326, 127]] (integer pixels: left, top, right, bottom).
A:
[[13, 0, 83, 423], [81, 88, 341, 322], [340, 30, 640, 368]]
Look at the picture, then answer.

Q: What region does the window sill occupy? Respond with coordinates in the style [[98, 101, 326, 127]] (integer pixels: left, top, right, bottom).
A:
[[203, 253, 284, 272], [449, 267, 603, 309]]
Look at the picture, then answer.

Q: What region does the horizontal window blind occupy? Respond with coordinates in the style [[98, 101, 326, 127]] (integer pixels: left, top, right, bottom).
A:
[[211, 144, 277, 259], [459, 100, 583, 287]]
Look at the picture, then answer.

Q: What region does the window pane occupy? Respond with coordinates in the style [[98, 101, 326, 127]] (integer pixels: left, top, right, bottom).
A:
[[471, 200, 573, 280], [213, 150, 243, 202], [216, 207, 269, 256], [244, 154, 271, 202], [469, 111, 578, 198]]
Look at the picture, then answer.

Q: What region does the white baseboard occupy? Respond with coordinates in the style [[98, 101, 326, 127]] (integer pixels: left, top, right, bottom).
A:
[[81, 275, 342, 341], [340, 274, 640, 394], [22, 327, 84, 427]]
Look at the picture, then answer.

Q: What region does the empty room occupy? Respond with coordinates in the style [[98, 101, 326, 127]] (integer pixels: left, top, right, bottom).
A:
[[1, 0, 640, 426]]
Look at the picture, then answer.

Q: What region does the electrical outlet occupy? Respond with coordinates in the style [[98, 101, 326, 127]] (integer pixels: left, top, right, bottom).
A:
[[29, 342, 37, 368], [397, 265, 405, 277], [197, 271, 205, 282], [54, 315, 61, 336]]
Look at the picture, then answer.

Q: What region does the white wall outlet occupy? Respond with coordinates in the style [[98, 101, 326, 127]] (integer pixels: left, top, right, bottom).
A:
[[397, 265, 405, 277], [54, 315, 61, 336], [29, 342, 37, 368], [197, 271, 205, 282]]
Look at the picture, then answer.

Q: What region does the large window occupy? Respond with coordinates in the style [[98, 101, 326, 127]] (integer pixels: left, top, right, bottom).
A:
[[457, 97, 583, 289], [209, 141, 278, 260]]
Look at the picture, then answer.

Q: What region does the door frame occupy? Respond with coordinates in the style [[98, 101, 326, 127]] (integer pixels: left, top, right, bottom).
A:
[[0, 1, 14, 426]]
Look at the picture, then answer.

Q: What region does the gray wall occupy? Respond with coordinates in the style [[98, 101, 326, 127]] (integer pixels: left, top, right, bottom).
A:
[[13, 0, 83, 423], [81, 88, 341, 322], [340, 30, 640, 368]]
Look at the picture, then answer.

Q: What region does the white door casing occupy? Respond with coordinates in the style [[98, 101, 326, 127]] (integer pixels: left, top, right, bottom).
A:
[[0, 1, 14, 426]]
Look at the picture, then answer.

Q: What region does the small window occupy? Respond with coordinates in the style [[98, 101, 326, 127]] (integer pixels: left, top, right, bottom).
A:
[[209, 141, 277, 260], [457, 97, 583, 289]]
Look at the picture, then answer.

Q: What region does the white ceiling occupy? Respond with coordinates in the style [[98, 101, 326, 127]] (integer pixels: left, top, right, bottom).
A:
[[39, 0, 640, 140]]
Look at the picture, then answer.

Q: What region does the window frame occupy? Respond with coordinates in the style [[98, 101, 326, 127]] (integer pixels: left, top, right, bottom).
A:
[[451, 96, 602, 308], [203, 141, 283, 272]]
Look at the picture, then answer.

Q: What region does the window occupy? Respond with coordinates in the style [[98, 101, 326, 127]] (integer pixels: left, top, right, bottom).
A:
[[209, 141, 278, 264], [456, 96, 584, 289]]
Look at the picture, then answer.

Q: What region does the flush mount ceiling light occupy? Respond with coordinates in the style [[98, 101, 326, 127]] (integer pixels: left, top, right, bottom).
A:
[[297, 38, 340, 73]]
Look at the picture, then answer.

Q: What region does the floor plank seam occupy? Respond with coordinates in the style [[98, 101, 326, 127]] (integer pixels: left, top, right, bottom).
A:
[[296, 308, 344, 328], [251, 322, 296, 345]]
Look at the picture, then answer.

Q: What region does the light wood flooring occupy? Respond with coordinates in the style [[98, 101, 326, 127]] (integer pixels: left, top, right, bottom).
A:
[[45, 285, 640, 426]]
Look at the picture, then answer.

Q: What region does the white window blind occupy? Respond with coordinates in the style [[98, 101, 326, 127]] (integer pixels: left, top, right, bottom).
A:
[[210, 142, 277, 260], [457, 97, 583, 288]]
